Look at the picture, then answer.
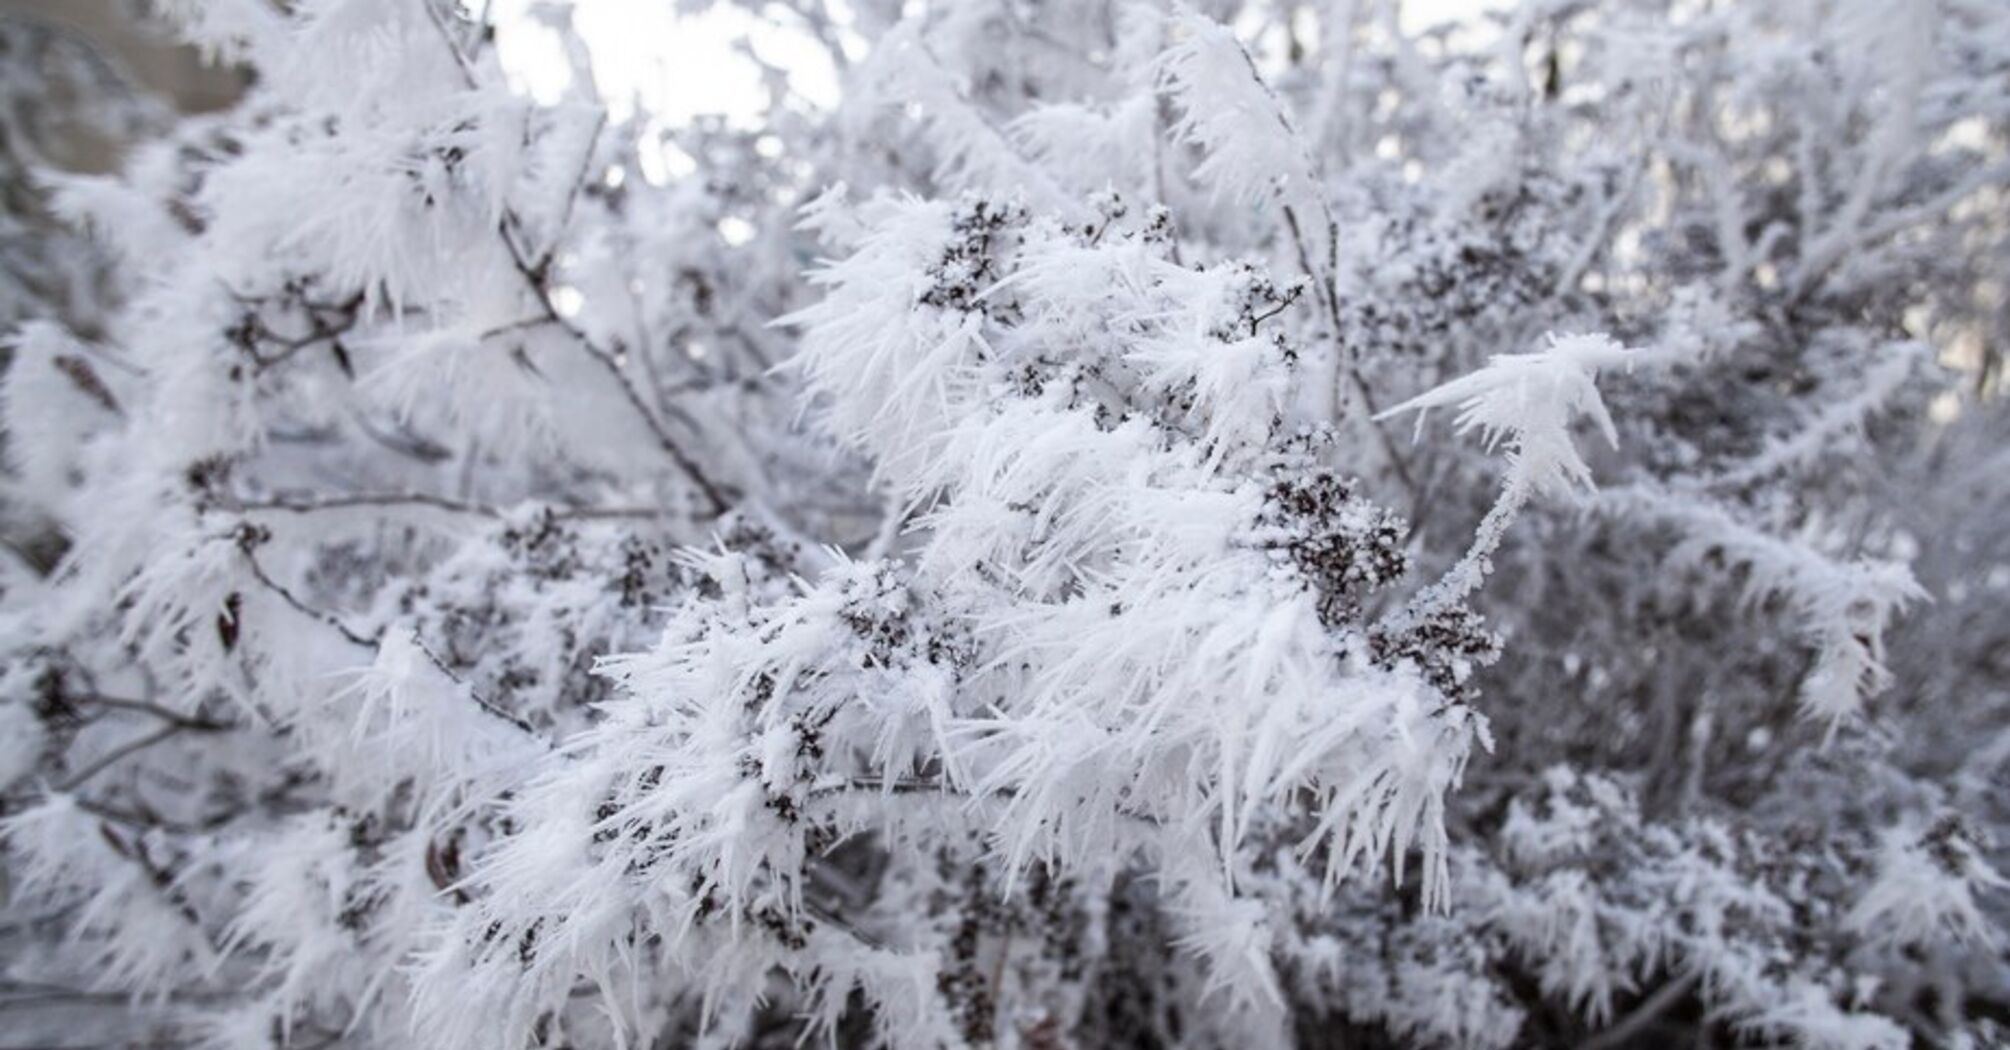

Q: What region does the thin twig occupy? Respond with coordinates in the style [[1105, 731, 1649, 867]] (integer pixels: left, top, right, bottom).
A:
[[239, 492, 501, 518], [1789, 160, 2010, 302], [72, 693, 232, 732], [240, 546, 379, 649], [478, 315, 558, 340], [494, 215, 731, 515], [58, 723, 187, 791], [70, 797, 242, 835], [236, 492, 668, 521], [422, 0, 730, 515], [1282, 205, 1420, 502], [239, 546, 542, 738], [542, 111, 610, 271], [1577, 971, 1700, 1050]]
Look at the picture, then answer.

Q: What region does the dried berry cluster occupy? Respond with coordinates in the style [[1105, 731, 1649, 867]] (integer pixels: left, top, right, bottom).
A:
[[1256, 470, 1411, 628], [919, 198, 1026, 318]]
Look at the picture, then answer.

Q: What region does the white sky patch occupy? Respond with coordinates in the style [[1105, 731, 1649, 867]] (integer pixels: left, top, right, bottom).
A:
[[489, 0, 841, 127], [492, 0, 1499, 129]]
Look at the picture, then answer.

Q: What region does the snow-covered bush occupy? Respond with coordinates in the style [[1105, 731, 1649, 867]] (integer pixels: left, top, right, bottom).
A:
[[2, 1, 2007, 1048]]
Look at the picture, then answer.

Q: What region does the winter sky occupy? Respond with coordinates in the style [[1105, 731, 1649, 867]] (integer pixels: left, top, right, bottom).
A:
[[491, 0, 1511, 130]]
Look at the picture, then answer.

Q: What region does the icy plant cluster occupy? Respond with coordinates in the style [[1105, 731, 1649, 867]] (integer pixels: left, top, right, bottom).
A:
[[2, 1, 2007, 1049]]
